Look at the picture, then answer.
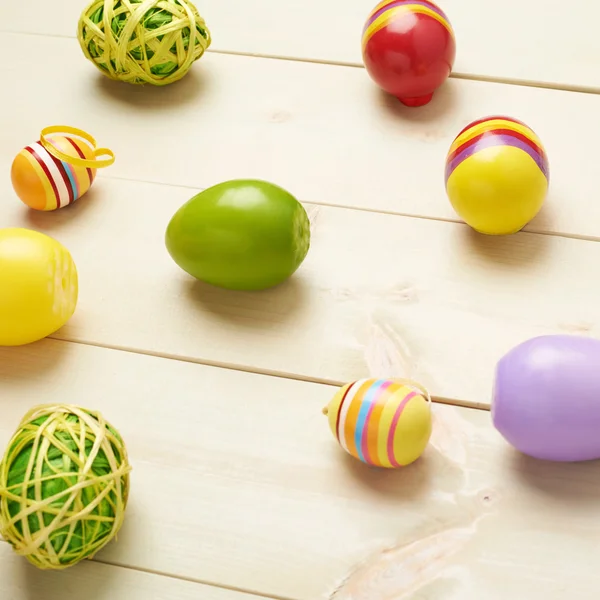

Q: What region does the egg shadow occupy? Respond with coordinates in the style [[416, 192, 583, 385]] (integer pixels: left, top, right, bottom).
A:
[[23, 185, 103, 232], [338, 447, 437, 503], [523, 197, 559, 236], [182, 274, 310, 330], [375, 76, 458, 125], [17, 555, 114, 600], [0, 338, 72, 382], [459, 223, 551, 267], [93, 63, 210, 111], [510, 451, 600, 506]]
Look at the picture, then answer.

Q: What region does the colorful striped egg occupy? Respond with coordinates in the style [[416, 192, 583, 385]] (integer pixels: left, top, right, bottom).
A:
[[445, 116, 549, 235], [323, 378, 432, 468], [362, 0, 456, 107], [11, 126, 115, 212]]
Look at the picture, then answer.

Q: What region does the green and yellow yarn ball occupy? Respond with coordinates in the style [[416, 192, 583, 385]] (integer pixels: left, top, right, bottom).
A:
[[0, 404, 131, 570], [78, 0, 211, 86]]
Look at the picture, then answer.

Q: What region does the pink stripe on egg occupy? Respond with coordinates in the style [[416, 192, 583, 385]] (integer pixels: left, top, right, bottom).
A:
[[387, 391, 417, 467]]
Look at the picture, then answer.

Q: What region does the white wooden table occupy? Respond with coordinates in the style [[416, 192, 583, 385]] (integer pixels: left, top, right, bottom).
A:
[[2, 1, 600, 598]]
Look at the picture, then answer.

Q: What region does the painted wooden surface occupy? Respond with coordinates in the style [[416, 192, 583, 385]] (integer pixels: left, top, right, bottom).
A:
[[1, 340, 600, 600], [2, 171, 599, 408], [0, 543, 265, 600], [2, 0, 599, 91], [2, 33, 600, 241]]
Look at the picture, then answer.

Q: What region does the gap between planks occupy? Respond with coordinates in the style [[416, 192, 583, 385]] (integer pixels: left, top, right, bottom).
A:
[[2, 29, 600, 97], [0, 538, 284, 600], [93, 558, 293, 600], [1, 28, 580, 413], [98, 172, 600, 245], [45, 335, 492, 412]]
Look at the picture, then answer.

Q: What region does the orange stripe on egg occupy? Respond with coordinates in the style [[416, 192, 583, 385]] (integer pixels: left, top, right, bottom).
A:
[[365, 381, 404, 466], [342, 379, 374, 460]]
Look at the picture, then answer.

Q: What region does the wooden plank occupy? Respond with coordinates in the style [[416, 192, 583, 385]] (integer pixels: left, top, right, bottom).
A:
[[2, 32, 599, 240], [3, 0, 600, 91], [2, 170, 600, 407], [0, 544, 265, 600], [0, 340, 599, 600]]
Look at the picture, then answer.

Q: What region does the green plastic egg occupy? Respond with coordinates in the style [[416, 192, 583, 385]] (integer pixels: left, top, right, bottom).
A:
[[165, 179, 311, 290]]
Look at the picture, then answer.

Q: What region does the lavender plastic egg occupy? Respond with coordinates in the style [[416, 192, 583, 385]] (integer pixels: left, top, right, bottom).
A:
[[492, 335, 600, 462]]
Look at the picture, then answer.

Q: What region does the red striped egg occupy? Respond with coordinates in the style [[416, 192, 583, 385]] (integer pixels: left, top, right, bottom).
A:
[[362, 0, 456, 106], [11, 127, 115, 212], [323, 378, 432, 468]]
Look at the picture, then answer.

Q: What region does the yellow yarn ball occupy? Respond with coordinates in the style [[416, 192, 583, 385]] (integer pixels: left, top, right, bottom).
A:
[[0, 404, 131, 570], [77, 0, 212, 86]]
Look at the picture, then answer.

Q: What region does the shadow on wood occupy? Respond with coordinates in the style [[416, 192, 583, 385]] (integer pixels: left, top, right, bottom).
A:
[[18, 556, 115, 600], [23, 185, 103, 232], [511, 451, 600, 506], [93, 64, 210, 111], [338, 447, 437, 503], [182, 275, 310, 330], [0, 340, 73, 381], [460, 225, 552, 267], [375, 78, 459, 130]]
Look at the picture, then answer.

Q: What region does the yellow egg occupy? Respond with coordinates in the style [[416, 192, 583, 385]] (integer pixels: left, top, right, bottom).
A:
[[323, 378, 432, 468], [0, 228, 78, 346], [445, 115, 549, 235]]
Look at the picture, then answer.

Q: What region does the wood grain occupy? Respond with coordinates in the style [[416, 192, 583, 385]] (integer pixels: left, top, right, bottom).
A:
[[2, 32, 600, 240], [2, 171, 600, 407], [3, 4, 600, 600], [0, 340, 599, 600], [0, 543, 266, 600], [3, 0, 599, 91]]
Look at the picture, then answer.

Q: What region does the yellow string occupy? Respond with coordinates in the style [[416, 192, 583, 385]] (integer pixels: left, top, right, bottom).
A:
[[0, 404, 131, 570], [391, 377, 432, 407], [39, 126, 116, 169], [77, 0, 211, 86]]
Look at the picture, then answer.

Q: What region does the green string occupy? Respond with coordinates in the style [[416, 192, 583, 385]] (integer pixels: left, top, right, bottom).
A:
[[0, 405, 131, 569]]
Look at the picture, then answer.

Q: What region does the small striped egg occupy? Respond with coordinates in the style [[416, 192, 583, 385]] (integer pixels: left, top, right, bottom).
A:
[[11, 136, 98, 211], [361, 0, 456, 106], [445, 116, 549, 235], [324, 378, 432, 468]]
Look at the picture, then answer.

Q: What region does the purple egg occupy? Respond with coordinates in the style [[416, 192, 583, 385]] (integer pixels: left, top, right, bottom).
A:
[[492, 334, 600, 462]]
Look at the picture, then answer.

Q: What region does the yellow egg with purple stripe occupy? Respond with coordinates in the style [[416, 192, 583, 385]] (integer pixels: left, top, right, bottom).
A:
[[445, 116, 549, 235], [10, 126, 115, 212], [323, 378, 432, 468]]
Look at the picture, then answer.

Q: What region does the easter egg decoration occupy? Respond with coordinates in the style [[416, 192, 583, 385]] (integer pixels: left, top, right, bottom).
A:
[[323, 378, 432, 468], [361, 0, 456, 107], [0, 228, 78, 346], [445, 116, 549, 235], [78, 0, 211, 86], [0, 404, 131, 569], [165, 179, 311, 291], [492, 335, 600, 462], [11, 126, 115, 211]]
